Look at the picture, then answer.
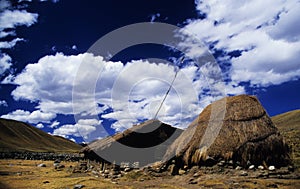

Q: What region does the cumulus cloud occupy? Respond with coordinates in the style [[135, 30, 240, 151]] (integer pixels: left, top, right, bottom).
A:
[[49, 120, 60, 128], [0, 1, 39, 82], [6, 51, 243, 132], [0, 38, 23, 49], [0, 54, 12, 76], [180, 0, 300, 87], [11, 53, 106, 115], [0, 100, 8, 107], [36, 123, 44, 128], [52, 119, 100, 139], [1, 109, 55, 124], [0, 10, 38, 31]]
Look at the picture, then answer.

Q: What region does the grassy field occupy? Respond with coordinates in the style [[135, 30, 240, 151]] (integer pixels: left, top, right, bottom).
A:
[[0, 159, 299, 189]]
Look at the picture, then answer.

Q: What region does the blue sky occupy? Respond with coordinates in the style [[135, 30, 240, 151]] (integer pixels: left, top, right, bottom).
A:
[[0, 0, 299, 143]]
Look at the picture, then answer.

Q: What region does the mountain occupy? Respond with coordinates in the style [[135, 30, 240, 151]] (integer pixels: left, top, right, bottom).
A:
[[82, 119, 183, 166], [272, 109, 300, 167], [0, 118, 81, 153], [163, 95, 290, 169]]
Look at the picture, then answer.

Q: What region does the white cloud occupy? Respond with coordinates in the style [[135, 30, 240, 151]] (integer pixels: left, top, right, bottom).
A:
[[0, 100, 8, 107], [1, 109, 55, 124], [36, 123, 44, 128], [7, 52, 239, 133], [150, 13, 160, 22], [11, 53, 107, 115], [0, 38, 23, 49], [0, 53, 12, 75], [52, 119, 100, 139], [0, 10, 38, 31], [0, 30, 15, 38], [49, 120, 60, 128], [180, 0, 300, 87]]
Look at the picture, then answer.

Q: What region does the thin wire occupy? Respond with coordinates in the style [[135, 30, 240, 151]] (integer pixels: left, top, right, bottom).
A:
[[153, 57, 184, 119]]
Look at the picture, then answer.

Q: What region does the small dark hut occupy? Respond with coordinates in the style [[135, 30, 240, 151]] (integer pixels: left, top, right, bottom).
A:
[[163, 95, 290, 169], [81, 119, 183, 167]]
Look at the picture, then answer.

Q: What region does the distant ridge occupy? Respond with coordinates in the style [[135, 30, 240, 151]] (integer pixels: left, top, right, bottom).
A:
[[0, 118, 81, 153], [272, 109, 300, 168]]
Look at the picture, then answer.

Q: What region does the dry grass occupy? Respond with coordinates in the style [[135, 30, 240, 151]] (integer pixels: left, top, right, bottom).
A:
[[0, 118, 80, 153], [0, 160, 119, 189], [164, 95, 290, 167], [0, 159, 299, 189], [272, 109, 300, 168]]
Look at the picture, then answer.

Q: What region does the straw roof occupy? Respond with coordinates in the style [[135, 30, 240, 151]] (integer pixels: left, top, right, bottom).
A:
[[163, 95, 290, 167], [81, 119, 183, 166]]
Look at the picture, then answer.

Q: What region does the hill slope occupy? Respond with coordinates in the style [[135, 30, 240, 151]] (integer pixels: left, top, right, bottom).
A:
[[272, 109, 300, 167], [0, 118, 81, 153]]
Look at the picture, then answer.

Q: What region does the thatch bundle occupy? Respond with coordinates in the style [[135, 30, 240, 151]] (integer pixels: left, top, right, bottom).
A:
[[163, 95, 290, 168], [81, 120, 182, 167]]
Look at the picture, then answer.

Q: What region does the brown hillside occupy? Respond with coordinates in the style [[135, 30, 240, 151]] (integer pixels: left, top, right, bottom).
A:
[[163, 95, 290, 168], [272, 109, 300, 168], [0, 118, 81, 152], [82, 119, 183, 166]]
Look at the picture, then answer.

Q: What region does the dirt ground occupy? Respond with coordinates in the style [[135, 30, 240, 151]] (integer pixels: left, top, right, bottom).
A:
[[0, 159, 299, 189]]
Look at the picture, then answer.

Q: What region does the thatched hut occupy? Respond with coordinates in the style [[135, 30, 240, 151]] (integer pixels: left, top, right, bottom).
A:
[[81, 119, 183, 167], [163, 95, 290, 168]]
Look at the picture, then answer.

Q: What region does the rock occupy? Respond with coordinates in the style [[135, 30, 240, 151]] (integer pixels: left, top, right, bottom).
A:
[[268, 166, 275, 171], [53, 163, 60, 167], [179, 169, 186, 175], [258, 165, 264, 170], [193, 172, 201, 177], [124, 167, 131, 172], [92, 170, 98, 175], [111, 170, 120, 175], [248, 165, 255, 170], [233, 183, 240, 187], [288, 165, 294, 172], [228, 160, 233, 165], [246, 160, 251, 166], [55, 164, 65, 169], [37, 163, 46, 167], [111, 175, 118, 179], [218, 160, 225, 167], [170, 164, 179, 175], [54, 159, 61, 164], [73, 184, 85, 189], [189, 179, 198, 184], [239, 171, 248, 176], [235, 166, 242, 170], [104, 169, 110, 174], [267, 184, 278, 188]]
